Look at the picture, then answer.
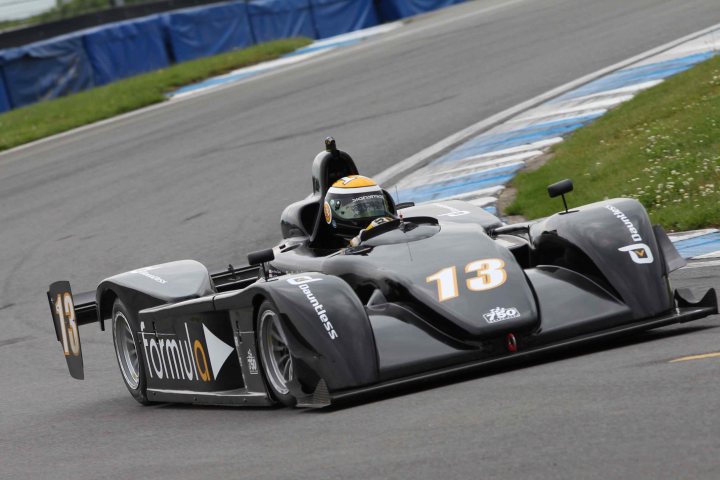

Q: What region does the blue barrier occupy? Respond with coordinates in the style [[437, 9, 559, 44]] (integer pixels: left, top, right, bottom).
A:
[[377, 0, 462, 21], [163, 1, 254, 62], [0, 33, 94, 109], [310, 0, 378, 39], [0, 70, 10, 112], [248, 0, 317, 43], [83, 15, 170, 86]]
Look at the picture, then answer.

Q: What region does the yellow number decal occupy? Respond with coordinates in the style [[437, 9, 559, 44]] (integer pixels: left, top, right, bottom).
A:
[[427, 259, 507, 302], [466, 258, 507, 291], [54, 292, 80, 356], [426, 266, 459, 302]]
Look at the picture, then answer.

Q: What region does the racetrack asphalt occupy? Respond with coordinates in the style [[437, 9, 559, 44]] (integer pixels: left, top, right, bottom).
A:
[[1, 0, 719, 478]]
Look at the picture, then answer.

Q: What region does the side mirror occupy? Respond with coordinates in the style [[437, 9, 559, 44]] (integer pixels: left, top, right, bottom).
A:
[[247, 249, 275, 281], [547, 179, 573, 213], [547, 179, 573, 198], [247, 248, 275, 266]]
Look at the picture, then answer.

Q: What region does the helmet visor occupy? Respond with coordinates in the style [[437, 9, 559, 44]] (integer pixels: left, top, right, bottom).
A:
[[328, 192, 388, 221]]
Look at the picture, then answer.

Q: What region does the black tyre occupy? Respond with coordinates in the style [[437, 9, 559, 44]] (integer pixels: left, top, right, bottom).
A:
[[111, 298, 151, 405], [256, 300, 297, 407]]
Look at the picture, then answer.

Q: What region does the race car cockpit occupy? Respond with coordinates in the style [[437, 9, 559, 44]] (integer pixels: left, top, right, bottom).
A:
[[280, 137, 396, 250]]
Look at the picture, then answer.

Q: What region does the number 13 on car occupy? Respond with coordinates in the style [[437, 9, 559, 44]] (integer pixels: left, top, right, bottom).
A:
[[426, 258, 507, 302], [48, 280, 85, 379]]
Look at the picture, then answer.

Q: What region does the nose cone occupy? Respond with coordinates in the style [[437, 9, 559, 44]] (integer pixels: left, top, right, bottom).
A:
[[372, 222, 539, 339]]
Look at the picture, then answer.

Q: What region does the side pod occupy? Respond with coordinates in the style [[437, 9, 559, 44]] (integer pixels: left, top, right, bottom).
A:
[[214, 273, 380, 397]]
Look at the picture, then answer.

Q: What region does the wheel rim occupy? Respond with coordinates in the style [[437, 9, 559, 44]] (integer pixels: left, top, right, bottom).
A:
[[113, 311, 140, 390], [258, 309, 293, 395]]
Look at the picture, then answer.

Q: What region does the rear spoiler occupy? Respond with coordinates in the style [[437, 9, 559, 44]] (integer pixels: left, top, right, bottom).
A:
[[47, 281, 86, 380], [47, 263, 261, 379]]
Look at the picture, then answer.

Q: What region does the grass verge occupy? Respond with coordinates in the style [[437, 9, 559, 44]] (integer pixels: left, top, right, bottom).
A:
[[0, 0, 152, 31], [506, 54, 720, 231], [0, 37, 311, 152]]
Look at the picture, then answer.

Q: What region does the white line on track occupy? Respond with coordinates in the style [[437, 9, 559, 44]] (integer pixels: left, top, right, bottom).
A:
[[669, 229, 720, 242], [681, 259, 720, 270], [562, 80, 663, 102], [442, 138, 562, 162], [168, 50, 328, 100], [304, 22, 405, 47], [508, 100, 627, 125], [422, 185, 505, 202], [400, 151, 543, 184], [404, 159, 523, 182], [466, 197, 499, 208]]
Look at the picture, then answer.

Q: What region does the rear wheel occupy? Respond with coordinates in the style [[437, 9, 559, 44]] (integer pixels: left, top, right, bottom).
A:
[[256, 300, 296, 407], [111, 298, 151, 405]]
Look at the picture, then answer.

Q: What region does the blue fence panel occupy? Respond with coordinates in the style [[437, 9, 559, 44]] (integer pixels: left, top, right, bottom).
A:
[[247, 0, 317, 43], [163, 1, 254, 63], [0, 69, 10, 112], [377, 0, 461, 21], [0, 33, 94, 109], [310, 0, 378, 39], [83, 15, 170, 86]]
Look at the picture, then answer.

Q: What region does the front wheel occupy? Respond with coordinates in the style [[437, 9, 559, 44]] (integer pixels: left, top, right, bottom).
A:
[[256, 300, 296, 407], [111, 298, 151, 405]]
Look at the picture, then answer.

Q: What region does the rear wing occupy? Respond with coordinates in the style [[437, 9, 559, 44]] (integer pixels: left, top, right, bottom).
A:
[[47, 281, 86, 380], [47, 263, 261, 378]]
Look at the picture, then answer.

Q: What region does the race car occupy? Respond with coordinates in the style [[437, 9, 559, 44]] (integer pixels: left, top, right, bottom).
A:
[[48, 137, 718, 408]]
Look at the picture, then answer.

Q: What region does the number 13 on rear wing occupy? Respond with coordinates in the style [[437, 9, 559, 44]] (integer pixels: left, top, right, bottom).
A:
[[47, 281, 84, 379]]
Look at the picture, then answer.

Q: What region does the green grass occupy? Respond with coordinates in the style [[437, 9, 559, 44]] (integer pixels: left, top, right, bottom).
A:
[[0, 38, 311, 151], [0, 0, 153, 31], [506, 54, 720, 231]]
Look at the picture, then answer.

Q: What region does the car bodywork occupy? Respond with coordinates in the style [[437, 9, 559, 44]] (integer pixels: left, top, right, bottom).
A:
[[48, 141, 718, 408]]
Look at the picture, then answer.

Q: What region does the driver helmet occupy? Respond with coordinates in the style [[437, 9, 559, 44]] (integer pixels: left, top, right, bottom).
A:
[[324, 175, 391, 237]]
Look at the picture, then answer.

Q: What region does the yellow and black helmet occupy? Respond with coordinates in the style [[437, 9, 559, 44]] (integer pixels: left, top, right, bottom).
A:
[[324, 175, 391, 237]]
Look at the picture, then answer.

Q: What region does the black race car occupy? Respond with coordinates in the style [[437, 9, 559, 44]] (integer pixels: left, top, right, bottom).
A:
[[48, 138, 718, 408]]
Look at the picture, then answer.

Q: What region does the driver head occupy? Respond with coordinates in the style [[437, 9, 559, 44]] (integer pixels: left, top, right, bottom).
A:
[[324, 176, 391, 238]]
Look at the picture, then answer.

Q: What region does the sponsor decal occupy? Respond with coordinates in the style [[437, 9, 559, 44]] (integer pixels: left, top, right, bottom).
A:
[[483, 307, 520, 324], [131, 266, 167, 284], [435, 204, 470, 217], [618, 243, 654, 264], [605, 205, 654, 264], [340, 176, 357, 185], [140, 322, 234, 382], [246, 348, 259, 375], [349, 194, 383, 205], [605, 205, 643, 242], [287, 276, 339, 340], [324, 201, 332, 224], [286, 275, 322, 285], [335, 175, 375, 187]]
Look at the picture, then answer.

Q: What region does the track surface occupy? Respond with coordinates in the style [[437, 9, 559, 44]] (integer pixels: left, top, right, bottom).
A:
[[1, 1, 720, 478]]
